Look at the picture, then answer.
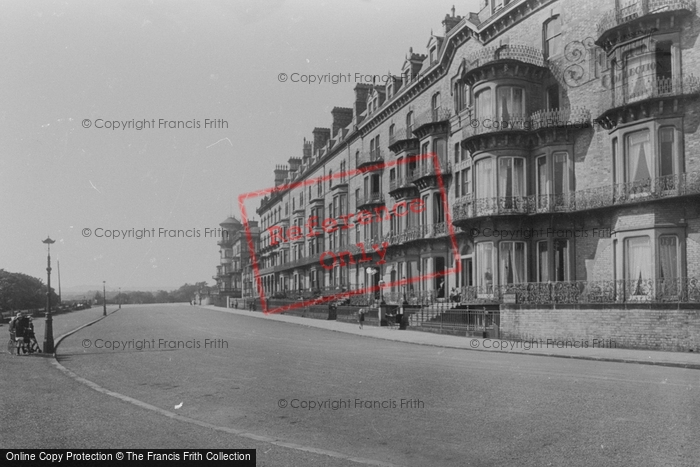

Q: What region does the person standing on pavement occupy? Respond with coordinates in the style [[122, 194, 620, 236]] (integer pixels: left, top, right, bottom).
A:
[[358, 308, 365, 329], [8, 312, 21, 343]]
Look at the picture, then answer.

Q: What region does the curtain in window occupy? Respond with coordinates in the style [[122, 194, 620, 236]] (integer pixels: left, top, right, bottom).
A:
[[659, 236, 678, 297], [500, 242, 526, 285], [499, 158, 524, 208], [626, 130, 651, 184], [625, 46, 652, 100], [499, 158, 513, 199], [475, 159, 494, 199], [626, 236, 651, 295], [476, 243, 494, 290], [497, 87, 524, 120], [476, 89, 491, 119]]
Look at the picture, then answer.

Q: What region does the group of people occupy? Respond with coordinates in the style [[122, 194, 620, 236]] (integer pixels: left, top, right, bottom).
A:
[[8, 312, 40, 354]]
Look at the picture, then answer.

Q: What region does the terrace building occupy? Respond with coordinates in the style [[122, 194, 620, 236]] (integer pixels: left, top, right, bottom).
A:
[[213, 217, 259, 306], [247, 0, 700, 348]]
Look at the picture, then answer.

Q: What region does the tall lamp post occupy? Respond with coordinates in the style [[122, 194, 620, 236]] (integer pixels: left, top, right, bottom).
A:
[[42, 237, 56, 354], [103, 281, 107, 316]]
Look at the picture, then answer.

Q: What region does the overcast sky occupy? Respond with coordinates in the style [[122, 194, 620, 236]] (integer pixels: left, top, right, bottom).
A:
[[0, 0, 481, 291]]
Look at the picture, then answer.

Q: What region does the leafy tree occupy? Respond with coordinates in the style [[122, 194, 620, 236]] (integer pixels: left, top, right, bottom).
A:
[[0, 269, 59, 311]]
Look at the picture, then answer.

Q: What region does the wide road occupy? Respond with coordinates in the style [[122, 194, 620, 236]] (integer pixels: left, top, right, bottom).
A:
[[39, 305, 700, 465]]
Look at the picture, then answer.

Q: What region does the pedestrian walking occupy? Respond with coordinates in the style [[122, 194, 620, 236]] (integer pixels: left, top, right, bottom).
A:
[[358, 308, 365, 329]]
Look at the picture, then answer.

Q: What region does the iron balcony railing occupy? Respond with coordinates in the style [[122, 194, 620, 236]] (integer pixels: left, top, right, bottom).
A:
[[409, 157, 452, 181], [528, 107, 591, 128], [356, 191, 385, 207], [389, 176, 416, 193], [260, 278, 700, 306], [413, 108, 453, 130], [463, 107, 591, 140], [456, 278, 700, 305], [389, 127, 416, 146], [596, 0, 696, 39], [600, 75, 700, 112], [453, 171, 700, 221], [357, 149, 384, 169]]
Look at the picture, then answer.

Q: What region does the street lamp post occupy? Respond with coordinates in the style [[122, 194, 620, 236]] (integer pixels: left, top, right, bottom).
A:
[[42, 237, 56, 354], [103, 281, 106, 316]]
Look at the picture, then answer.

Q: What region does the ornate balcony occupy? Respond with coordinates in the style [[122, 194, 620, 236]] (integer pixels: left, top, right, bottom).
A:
[[466, 43, 545, 69], [598, 75, 700, 122], [462, 44, 547, 85], [356, 149, 385, 171], [388, 127, 419, 153], [453, 171, 700, 221], [528, 107, 592, 130], [410, 157, 452, 190], [385, 222, 459, 247], [412, 108, 453, 139], [462, 114, 529, 140], [388, 176, 419, 200], [596, 0, 696, 46], [356, 191, 385, 209], [217, 238, 233, 247], [463, 107, 592, 143]]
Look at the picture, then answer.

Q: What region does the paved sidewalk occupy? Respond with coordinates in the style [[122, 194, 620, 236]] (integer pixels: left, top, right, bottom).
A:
[[203, 305, 700, 370]]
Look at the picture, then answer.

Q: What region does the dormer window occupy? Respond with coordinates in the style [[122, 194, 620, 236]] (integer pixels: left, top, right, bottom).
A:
[[544, 15, 562, 58], [430, 47, 436, 64]]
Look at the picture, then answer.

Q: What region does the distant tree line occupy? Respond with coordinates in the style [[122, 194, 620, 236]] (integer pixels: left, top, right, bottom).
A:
[[98, 282, 213, 305], [0, 269, 213, 312]]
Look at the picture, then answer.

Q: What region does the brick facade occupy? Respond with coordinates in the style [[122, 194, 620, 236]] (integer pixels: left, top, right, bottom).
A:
[[246, 0, 700, 347]]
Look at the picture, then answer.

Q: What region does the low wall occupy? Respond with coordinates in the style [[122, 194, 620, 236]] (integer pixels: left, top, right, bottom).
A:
[[500, 303, 700, 352], [336, 306, 379, 326]]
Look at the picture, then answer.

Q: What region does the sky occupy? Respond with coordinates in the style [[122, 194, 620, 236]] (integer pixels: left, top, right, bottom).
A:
[[0, 0, 481, 291]]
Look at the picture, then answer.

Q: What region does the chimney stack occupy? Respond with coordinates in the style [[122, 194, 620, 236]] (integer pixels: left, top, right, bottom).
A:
[[443, 6, 462, 34], [287, 157, 302, 173], [312, 128, 331, 153], [273, 164, 288, 186], [331, 107, 353, 137], [353, 84, 372, 121]]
